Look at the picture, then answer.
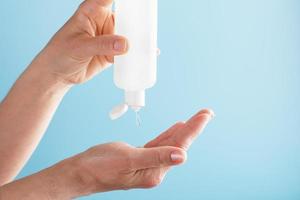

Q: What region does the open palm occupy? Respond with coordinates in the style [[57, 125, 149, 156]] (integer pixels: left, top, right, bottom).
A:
[[68, 109, 214, 194]]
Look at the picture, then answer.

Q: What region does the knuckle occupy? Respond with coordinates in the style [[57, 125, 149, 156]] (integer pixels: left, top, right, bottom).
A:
[[97, 38, 112, 51], [76, 1, 99, 21], [153, 149, 163, 166], [105, 39, 114, 50], [78, 0, 93, 14], [96, 38, 104, 51]]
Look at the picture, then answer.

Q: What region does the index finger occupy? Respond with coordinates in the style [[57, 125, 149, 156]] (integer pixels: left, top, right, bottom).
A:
[[173, 111, 214, 150], [145, 109, 215, 150]]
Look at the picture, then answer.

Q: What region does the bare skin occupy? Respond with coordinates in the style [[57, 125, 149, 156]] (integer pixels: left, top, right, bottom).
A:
[[0, 0, 124, 184], [0, 0, 215, 199], [0, 110, 214, 199]]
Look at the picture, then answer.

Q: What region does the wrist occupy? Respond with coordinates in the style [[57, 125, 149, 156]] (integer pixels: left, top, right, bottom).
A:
[[19, 51, 73, 97], [22, 57, 73, 96], [41, 160, 86, 199], [43, 157, 97, 199]]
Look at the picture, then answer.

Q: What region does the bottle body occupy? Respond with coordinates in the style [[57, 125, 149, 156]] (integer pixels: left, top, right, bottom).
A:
[[114, 0, 158, 92], [109, 0, 158, 120]]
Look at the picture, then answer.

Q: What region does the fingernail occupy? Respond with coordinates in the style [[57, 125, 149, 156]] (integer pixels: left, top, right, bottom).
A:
[[171, 151, 185, 163], [114, 39, 127, 52]]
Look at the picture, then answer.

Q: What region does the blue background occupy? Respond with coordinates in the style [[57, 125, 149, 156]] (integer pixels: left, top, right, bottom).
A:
[[1, 0, 300, 199]]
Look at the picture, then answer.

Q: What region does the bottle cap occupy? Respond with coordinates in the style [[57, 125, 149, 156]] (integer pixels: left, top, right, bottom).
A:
[[109, 104, 128, 120]]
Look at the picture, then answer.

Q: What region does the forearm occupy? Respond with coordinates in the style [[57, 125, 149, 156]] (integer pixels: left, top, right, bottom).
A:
[[0, 61, 71, 185], [0, 159, 84, 200]]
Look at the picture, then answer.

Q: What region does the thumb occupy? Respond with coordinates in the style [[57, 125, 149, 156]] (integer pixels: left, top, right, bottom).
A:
[[131, 146, 187, 170], [81, 35, 129, 57]]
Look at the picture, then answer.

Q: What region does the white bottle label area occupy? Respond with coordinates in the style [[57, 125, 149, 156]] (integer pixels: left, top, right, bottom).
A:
[[114, 0, 158, 91]]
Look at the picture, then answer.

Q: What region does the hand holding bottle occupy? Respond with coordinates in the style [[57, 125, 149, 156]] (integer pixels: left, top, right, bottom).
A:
[[30, 0, 128, 85]]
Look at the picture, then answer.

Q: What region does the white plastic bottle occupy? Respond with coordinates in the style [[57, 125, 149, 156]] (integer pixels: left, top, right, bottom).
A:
[[109, 0, 158, 120]]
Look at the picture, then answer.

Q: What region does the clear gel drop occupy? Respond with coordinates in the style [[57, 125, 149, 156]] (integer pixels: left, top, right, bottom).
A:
[[135, 111, 142, 127]]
